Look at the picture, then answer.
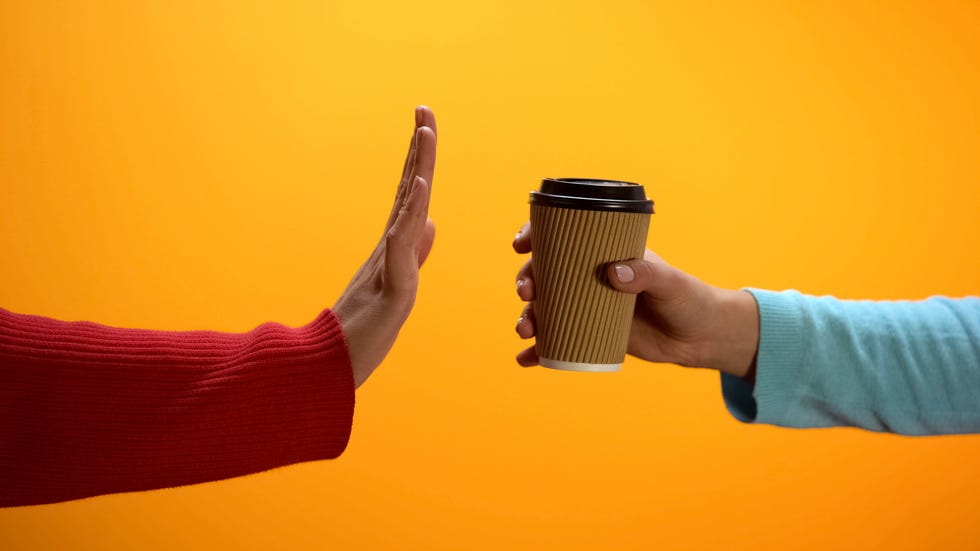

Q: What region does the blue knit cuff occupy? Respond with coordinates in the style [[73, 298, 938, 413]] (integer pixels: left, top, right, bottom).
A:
[[720, 289, 804, 425]]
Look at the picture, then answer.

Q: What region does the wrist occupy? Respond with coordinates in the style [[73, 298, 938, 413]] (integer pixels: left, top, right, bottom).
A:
[[701, 288, 760, 378]]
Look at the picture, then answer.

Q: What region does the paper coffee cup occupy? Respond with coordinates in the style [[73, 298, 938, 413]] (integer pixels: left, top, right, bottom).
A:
[[529, 178, 654, 372]]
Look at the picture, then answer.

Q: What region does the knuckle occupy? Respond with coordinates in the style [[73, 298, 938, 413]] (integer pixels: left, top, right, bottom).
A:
[[636, 259, 658, 282], [386, 228, 408, 248]]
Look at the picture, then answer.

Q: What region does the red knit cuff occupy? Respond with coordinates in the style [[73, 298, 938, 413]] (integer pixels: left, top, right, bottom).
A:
[[296, 308, 356, 459]]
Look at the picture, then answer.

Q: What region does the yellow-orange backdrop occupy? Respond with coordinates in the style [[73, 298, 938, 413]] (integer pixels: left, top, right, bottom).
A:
[[1, 1, 978, 549]]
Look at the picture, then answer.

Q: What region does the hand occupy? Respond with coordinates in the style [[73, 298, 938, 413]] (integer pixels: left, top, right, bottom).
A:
[[513, 222, 760, 378], [333, 106, 437, 388]]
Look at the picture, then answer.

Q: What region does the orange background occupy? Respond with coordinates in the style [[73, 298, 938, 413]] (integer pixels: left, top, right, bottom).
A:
[[1, 1, 979, 549]]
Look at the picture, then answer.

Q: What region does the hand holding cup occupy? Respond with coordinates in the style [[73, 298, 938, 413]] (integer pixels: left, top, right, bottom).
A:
[[514, 182, 760, 378]]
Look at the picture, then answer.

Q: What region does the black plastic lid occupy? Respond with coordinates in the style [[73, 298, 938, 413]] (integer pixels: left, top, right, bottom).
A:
[[530, 178, 654, 213]]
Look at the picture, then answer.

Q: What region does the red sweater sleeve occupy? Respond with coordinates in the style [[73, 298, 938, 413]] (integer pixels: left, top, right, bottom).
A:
[[0, 307, 355, 507]]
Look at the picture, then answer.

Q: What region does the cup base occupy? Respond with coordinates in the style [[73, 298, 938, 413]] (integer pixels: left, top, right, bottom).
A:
[[539, 357, 622, 372]]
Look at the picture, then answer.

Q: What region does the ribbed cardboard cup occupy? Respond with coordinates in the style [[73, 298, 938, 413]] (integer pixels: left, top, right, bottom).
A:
[[530, 178, 653, 372]]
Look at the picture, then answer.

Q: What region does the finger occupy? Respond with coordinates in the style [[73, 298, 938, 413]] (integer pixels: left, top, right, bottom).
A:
[[513, 222, 531, 253], [387, 125, 435, 234], [516, 303, 535, 339], [384, 176, 431, 298], [606, 249, 680, 298], [400, 110, 423, 179], [516, 259, 534, 301], [417, 218, 436, 267], [417, 105, 437, 138], [385, 140, 418, 233], [399, 106, 436, 181], [516, 346, 539, 367], [412, 125, 437, 193], [385, 108, 427, 233]]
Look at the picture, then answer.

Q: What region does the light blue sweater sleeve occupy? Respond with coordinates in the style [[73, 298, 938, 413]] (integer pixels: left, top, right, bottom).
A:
[[720, 290, 980, 435]]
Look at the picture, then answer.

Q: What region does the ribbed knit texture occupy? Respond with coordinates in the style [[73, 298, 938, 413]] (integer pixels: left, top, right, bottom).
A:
[[0, 308, 355, 507], [721, 290, 980, 435]]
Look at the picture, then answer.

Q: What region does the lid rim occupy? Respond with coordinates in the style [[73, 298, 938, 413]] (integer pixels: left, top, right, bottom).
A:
[[532, 178, 654, 214]]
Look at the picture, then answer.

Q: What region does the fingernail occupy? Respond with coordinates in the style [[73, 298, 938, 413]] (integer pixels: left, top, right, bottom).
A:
[[516, 279, 525, 291], [513, 232, 522, 243], [614, 264, 635, 283], [415, 106, 423, 126], [517, 316, 525, 326]]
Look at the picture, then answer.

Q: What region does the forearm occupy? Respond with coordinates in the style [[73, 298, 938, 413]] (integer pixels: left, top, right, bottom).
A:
[[697, 288, 760, 379], [0, 308, 355, 507], [720, 291, 980, 435]]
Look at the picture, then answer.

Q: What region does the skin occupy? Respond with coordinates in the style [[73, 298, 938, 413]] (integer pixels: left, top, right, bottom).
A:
[[513, 223, 761, 380], [333, 106, 437, 388]]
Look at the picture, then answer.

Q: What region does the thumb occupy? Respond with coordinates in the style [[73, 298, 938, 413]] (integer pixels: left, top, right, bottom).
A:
[[606, 250, 681, 299]]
